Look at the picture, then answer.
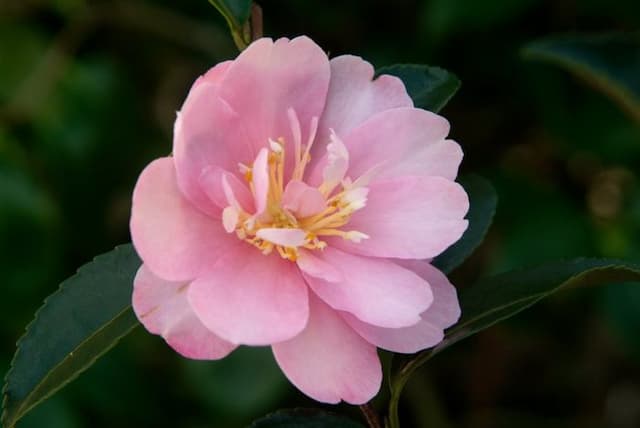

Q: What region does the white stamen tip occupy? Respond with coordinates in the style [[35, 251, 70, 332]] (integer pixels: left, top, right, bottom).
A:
[[238, 163, 250, 174], [269, 138, 283, 153], [345, 231, 369, 243], [222, 206, 239, 233]]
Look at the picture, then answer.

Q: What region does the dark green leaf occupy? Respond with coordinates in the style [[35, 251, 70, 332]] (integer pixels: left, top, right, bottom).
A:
[[249, 409, 364, 428], [444, 258, 640, 351], [389, 258, 640, 428], [376, 64, 461, 112], [433, 174, 497, 273], [2, 244, 141, 428], [522, 32, 640, 122]]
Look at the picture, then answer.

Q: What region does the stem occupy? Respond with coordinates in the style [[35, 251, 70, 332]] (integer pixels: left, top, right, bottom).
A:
[[386, 349, 436, 428], [359, 403, 383, 428]]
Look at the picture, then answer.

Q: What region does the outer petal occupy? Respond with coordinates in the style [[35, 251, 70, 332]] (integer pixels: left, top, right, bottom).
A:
[[272, 293, 382, 404], [132, 265, 236, 360], [309, 108, 457, 186], [341, 312, 443, 354], [394, 260, 461, 329], [302, 247, 433, 328], [311, 55, 413, 165], [217, 36, 330, 159], [332, 176, 469, 259], [130, 157, 232, 281], [340, 261, 460, 354], [296, 249, 343, 283], [187, 246, 309, 345]]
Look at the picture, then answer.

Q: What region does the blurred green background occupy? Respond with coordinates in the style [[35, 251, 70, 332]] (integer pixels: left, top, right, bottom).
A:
[[1, 0, 640, 427]]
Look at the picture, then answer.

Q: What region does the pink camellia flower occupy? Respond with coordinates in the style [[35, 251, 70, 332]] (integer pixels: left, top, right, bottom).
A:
[[130, 36, 468, 404]]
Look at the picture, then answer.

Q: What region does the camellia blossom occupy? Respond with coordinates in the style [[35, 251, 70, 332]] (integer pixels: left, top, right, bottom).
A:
[[130, 36, 468, 404]]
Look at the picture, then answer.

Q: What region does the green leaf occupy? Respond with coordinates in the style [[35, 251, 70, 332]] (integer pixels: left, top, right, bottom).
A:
[[249, 409, 364, 428], [207, 0, 253, 49], [446, 258, 640, 348], [2, 244, 141, 428], [522, 33, 640, 122], [376, 64, 461, 112], [388, 258, 640, 428], [433, 174, 497, 274]]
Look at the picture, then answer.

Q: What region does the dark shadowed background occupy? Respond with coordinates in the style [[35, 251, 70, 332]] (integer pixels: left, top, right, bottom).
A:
[[1, 0, 640, 427]]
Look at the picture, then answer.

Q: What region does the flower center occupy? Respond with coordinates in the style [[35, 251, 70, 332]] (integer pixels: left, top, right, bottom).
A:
[[220, 110, 370, 262]]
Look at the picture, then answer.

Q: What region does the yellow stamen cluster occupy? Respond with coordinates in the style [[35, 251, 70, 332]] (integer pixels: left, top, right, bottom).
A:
[[224, 136, 368, 261]]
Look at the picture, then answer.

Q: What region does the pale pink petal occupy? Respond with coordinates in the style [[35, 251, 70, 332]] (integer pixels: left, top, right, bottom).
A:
[[332, 176, 469, 259], [282, 180, 326, 218], [252, 148, 269, 215], [340, 261, 460, 354], [302, 247, 433, 328], [256, 228, 307, 247], [199, 167, 254, 212], [173, 88, 253, 216], [320, 131, 350, 193], [379, 139, 462, 181], [309, 108, 453, 185], [272, 293, 382, 404], [217, 36, 330, 159], [311, 55, 413, 168], [395, 260, 461, 329], [187, 247, 309, 345], [341, 312, 443, 354], [132, 265, 236, 360], [130, 157, 232, 281], [187, 60, 232, 95], [296, 249, 343, 283]]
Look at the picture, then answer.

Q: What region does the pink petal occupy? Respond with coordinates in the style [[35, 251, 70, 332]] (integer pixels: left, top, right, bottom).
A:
[[256, 228, 307, 247], [296, 249, 343, 283], [188, 60, 232, 95], [217, 37, 330, 160], [379, 139, 462, 181], [130, 157, 232, 281], [173, 86, 253, 216], [252, 148, 269, 215], [132, 265, 236, 360], [395, 260, 461, 329], [308, 108, 455, 186], [199, 166, 254, 212], [272, 293, 382, 404], [332, 176, 469, 259], [341, 312, 443, 354], [340, 261, 460, 354], [302, 247, 433, 328], [282, 180, 326, 218], [342, 108, 452, 179], [187, 246, 309, 345], [310, 55, 413, 169]]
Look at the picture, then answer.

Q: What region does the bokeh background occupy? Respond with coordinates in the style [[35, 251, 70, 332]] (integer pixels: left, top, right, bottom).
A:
[[2, 0, 640, 427]]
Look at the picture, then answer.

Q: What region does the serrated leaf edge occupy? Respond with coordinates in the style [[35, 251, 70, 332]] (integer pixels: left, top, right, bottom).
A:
[[1, 245, 139, 428]]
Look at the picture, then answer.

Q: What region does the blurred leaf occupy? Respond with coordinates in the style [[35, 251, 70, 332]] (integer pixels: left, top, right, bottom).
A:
[[2, 245, 141, 428], [388, 258, 640, 428], [523, 33, 640, 122], [447, 259, 640, 347], [421, 0, 537, 41], [249, 409, 364, 427], [183, 346, 287, 422], [433, 174, 497, 273], [602, 282, 640, 357], [376, 64, 460, 112], [207, 0, 252, 49]]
